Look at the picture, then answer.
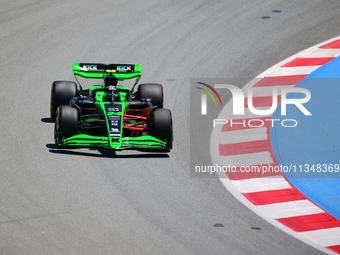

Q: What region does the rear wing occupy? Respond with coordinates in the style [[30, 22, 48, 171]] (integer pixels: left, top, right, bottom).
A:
[[73, 63, 142, 91]]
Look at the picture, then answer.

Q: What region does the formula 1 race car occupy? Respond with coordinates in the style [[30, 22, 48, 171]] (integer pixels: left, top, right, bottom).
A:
[[50, 63, 173, 150]]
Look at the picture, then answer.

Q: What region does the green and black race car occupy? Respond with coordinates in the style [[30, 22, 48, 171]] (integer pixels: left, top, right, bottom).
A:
[[50, 63, 173, 150]]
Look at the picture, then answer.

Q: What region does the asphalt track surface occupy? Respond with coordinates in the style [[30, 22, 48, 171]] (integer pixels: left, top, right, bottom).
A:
[[1, 1, 340, 254]]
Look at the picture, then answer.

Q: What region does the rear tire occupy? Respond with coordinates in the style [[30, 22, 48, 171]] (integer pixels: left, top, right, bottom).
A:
[[150, 108, 173, 149], [55, 105, 79, 145], [138, 83, 163, 108], [50, 81, 77, 120]]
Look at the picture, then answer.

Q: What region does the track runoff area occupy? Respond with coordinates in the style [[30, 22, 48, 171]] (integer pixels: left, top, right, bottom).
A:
[[210, 36, 340, 254]]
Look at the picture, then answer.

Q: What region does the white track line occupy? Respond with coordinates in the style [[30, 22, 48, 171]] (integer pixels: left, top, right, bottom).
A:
[[257, 200, 325, 219], [231, 176, 292, 193], [301, 227, 340, 247], [219, 128, 268, 144], [222, 152, 273, 167], [265, 66, 320, 77]]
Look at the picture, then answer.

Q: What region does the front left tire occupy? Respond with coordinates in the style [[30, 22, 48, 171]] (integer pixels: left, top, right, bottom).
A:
[[54, 105, 79, 145]]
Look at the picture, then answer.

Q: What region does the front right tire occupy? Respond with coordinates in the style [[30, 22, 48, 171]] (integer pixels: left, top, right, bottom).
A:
[[50, 81, 77, 120], [150, 108, 173, 149]]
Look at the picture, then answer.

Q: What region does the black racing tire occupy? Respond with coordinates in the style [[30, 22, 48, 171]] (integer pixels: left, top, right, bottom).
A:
[[50, 81, 77, 120], [54, 105, 79, 145], [138, 83, 163, 108], [150, 108, 173, 149]]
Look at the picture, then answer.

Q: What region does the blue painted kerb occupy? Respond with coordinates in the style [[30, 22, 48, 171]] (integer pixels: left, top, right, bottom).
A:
[[271, 56, 340, 220]]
